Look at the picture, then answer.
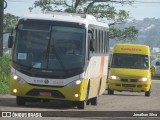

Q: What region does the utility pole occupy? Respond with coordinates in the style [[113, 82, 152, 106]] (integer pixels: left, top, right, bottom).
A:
[[0, 0, 4, 56]]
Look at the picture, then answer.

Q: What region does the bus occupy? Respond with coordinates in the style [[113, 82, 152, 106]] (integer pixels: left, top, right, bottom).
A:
[[108, 44, 156, 96], [8, 12, 109, 109]]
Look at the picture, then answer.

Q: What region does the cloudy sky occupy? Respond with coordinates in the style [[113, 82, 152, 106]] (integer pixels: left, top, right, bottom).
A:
[[4, 0, 160, 20]]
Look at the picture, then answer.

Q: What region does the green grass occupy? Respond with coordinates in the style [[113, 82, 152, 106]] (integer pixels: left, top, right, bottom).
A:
[[0, 55, 11, 94]]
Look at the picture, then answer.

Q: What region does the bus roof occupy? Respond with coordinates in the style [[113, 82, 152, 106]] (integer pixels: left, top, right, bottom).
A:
[[113, 44, 150, 55], [20, 12, 109, 28]]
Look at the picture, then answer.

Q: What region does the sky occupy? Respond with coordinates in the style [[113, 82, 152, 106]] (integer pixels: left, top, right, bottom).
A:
[[4, 0, 160, 20]]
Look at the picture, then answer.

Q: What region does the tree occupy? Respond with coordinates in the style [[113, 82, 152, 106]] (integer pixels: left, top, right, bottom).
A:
[[30, 0, 138, 43], [109, 26, 138, 43], [3, 13, 19, 34], [30, 0, 53, 12]]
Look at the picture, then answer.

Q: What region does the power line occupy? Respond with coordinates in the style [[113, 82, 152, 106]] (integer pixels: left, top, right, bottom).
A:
[[112, 0, 160, 7], [6, 0, 160, 4], [135, 0, 160, 4], [4, 0, 7, 9], [6, 0, 35, 3], [6, 0, 160, 7]]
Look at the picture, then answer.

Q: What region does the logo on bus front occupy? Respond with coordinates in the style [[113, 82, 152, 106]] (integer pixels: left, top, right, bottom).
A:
[[44, 79, 49, 84], [128, 79, 131, 82]]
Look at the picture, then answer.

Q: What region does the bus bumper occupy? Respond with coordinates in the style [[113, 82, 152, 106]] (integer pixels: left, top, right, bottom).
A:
[[108, 80, 151, 92], [10, 78, 88, 101]]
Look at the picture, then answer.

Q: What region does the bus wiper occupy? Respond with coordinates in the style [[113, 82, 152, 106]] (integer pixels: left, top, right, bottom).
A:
[[51, 45, 67, 72], [46, 35, 66, 72]]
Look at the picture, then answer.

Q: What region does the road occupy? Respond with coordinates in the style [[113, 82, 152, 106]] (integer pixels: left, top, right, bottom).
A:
[[0, 80, 160, 119]]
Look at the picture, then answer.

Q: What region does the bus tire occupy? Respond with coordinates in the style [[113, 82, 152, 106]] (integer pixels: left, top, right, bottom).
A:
[[16, 96, 26, 105], [86, 100, 90, 105], [145, 88, 151, 97], [86, 82, 90, 105], [90, 96, 98, 105], [108, 88, 114, 95], [77, 101, 86, 109]]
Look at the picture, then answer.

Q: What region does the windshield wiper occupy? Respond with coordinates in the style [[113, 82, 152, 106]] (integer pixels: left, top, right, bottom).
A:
[[51, 45, 67, 72], [46, 33, 67, 72]]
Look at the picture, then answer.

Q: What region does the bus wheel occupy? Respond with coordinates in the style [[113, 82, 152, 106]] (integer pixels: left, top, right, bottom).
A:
[[145, 89, 151, 97], [86, 100, 90, 105], [108, 88, 114, 95], [86, 82, 90, 105], [90, 96, 98, 105], [77, 101, 86, 109], [16, 96, 26, 105]]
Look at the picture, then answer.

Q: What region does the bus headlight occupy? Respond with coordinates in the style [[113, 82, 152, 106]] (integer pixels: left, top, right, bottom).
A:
[[138, 77, 148, 82], [13, 75, 18, 80], [13, 89, 18, 93], [13, 75, 26, 84], [109, 76, 120, 80], [66, 80, 82, 87]]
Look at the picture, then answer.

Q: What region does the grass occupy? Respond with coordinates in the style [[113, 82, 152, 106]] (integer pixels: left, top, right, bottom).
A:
[[0, 55, 11, 94]]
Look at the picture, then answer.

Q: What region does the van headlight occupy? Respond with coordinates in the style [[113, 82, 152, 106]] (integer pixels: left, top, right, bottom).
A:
[[66, 80, 82, 87], [109, 76, 120, 80], [138, 77, 148, 82], [13, 75, 26, 84]]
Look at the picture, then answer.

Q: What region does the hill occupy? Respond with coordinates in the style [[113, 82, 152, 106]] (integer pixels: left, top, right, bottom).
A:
[[110, 18, 160, 49]]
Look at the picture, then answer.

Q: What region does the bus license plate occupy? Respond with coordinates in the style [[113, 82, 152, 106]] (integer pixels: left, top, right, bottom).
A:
[[39, 92, 52, 96], [124, 87, 133, 91]]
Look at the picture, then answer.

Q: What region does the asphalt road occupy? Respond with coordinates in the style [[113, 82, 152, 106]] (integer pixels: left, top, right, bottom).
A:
[[0, 80, 160, 119]]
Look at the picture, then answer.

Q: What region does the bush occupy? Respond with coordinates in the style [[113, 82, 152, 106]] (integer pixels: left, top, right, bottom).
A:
[[0, 55, 11, 94]]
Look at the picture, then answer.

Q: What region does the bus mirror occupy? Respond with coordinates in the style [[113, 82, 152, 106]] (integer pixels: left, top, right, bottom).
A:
[[90, 39, 95, 52], [8, 35, 14, 48], [151, 65, 156, 73], [88, 30, 93, 36], [88, 30, 95, 52], [15, 26, 18, 31]]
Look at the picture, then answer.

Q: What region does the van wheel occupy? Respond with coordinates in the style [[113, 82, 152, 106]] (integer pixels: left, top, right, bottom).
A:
[[16, 96, 26, 105], [108, 88, 114, 95], [145, 89, 151, 97]]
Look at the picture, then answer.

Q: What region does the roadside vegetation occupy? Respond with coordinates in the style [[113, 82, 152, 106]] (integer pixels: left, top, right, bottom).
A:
[[0, 55, 11, 94]]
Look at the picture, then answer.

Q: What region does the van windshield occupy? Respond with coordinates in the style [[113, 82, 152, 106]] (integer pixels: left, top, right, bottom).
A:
[[111, 53, 149, 69]]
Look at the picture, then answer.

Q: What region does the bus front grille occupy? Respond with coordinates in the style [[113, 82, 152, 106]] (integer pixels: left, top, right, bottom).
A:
[[121, 79, 138, 82], [26, 89, 65, 98], [122, 84, 136, 88]]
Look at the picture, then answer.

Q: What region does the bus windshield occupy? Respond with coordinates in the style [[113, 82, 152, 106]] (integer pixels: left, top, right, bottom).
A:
[[13, 23, 86, 71], [111, 53, 149, 69]]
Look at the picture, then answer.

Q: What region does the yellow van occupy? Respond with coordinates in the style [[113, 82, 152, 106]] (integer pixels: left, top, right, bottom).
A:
[[108, 44, 156, 96]]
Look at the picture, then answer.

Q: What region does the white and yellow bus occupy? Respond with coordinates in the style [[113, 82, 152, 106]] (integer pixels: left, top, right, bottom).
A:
[[8, 12, 109, 109]]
